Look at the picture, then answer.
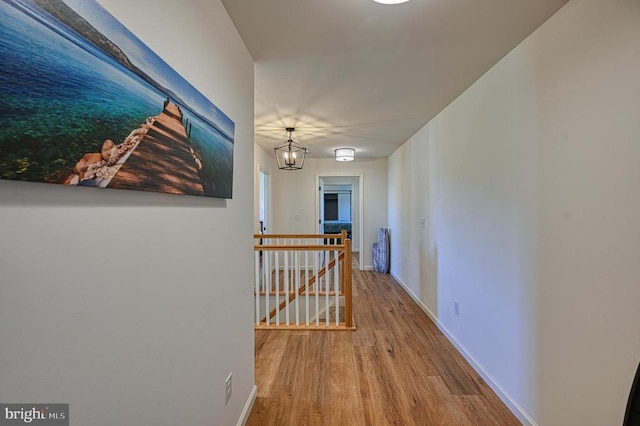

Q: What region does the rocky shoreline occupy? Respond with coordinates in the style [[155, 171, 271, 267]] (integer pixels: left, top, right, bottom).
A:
[[64, 115, 157, 187]]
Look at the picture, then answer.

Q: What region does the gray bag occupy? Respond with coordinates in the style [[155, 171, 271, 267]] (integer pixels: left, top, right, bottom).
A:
[[373, 228, 390, 273]]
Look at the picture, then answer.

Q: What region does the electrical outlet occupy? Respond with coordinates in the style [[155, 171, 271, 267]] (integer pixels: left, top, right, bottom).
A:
[[420, 218, 426, 228], [225, 373, 232, 405], [295, 213, 300, 221], [454, 301, 459, 316]]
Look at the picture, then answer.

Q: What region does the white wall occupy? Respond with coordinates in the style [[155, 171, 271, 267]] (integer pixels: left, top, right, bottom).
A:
[[388, 0, 640, 425], [272, 158, 387, 269], [0, 1, 255, 425]]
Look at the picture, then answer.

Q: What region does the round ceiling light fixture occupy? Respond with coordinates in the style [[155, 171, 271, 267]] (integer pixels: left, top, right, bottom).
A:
[[373, 0, 411, 4], [335, 148, 355, 162]]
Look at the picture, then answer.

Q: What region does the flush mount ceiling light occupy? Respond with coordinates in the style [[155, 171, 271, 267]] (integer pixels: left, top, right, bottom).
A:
[[335, 148, 355, 162], [275, 127, 306, 170], [373, 0, 411, 4]]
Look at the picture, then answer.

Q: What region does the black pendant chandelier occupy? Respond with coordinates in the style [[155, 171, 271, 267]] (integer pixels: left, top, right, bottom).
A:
[[275, 127, 306, 171]]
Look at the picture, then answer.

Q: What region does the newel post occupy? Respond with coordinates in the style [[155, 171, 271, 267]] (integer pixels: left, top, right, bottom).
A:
[[344, 238, 353, 328]]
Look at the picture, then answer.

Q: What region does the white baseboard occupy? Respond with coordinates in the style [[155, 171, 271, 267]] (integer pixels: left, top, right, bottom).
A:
[[389, 272, 537, 426], [236, 385, 257, 426], [361, 266, 373, 271]]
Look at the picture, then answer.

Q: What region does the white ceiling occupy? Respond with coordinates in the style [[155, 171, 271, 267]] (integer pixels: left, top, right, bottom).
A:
[[221, 0, 569, 159]]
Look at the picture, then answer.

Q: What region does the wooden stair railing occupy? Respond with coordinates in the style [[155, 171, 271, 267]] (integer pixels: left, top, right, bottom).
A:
[[254, 231, 354, 330], [261, 251, 345, 323]]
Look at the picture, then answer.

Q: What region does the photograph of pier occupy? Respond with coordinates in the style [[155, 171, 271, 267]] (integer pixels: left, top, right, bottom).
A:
[[0, 0, 235, 198]]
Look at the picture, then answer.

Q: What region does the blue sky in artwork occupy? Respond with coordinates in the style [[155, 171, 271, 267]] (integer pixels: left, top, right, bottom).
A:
[[61, 0, 234, 138]]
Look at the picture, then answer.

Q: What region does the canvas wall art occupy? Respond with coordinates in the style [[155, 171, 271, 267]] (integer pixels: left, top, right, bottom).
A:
[[0, 0, 235, 198]]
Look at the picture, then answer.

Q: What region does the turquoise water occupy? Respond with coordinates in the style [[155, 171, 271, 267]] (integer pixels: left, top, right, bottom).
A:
[[0, 0, 233, 197], [182, 109, 234, 197]]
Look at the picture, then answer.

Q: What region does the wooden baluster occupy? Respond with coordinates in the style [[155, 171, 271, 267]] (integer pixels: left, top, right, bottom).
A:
[[345, 238, 353, 328]]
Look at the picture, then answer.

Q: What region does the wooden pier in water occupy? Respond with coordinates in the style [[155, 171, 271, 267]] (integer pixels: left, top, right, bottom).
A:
[[108, 102, 205, 196]]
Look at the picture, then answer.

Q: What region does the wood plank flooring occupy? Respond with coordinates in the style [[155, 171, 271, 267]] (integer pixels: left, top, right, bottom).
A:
[[246, 256, 521, 425]]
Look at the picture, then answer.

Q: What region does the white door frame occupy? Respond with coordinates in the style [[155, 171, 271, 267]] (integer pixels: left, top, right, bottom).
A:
[[318, 177, 325, 234], [315, 173, 364, 271]]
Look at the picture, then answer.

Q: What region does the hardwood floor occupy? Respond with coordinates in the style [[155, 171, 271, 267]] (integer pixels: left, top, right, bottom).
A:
[[246, 256, 521, 425]]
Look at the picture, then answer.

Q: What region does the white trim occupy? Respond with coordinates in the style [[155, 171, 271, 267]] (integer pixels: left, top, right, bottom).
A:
[[361, 266, 373, 271], [236, 385, 258, 426], [390, 272, 538, 426]]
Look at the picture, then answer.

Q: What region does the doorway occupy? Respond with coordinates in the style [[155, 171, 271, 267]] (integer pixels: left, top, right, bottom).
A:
[[259, 170, 269, 234], [316, 175, 363, 270]]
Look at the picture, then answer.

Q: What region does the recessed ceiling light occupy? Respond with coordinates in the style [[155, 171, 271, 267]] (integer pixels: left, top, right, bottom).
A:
[[373, 0, 411, 4]]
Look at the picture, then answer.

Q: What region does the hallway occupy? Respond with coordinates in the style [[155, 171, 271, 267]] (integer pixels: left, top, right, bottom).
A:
[[247, 257, 520, 425]]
